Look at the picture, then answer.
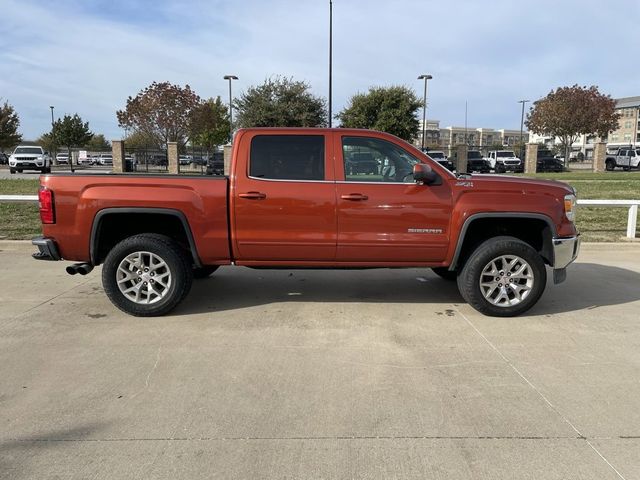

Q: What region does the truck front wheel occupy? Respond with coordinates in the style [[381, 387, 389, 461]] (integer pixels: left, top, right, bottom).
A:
[[605, 159, 615, 171], [457, 236, 546, 317], [102, 234, 193, 316]]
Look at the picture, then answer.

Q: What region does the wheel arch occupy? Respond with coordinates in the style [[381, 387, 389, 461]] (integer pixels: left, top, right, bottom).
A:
[[449, 213, 556, 271], [90, 207, 202, 267]]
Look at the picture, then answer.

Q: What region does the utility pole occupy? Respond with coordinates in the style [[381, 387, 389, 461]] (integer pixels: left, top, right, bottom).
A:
[[418, 74, 432, 151]]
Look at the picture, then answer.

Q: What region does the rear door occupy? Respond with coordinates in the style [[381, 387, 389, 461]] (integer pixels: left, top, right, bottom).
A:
[[231, 132, 337, 262], [334, 133, 452, 263]]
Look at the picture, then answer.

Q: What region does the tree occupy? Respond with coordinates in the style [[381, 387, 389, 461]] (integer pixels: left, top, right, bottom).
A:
[[526, 85, 620, 166], [117, 81, 201, 146], [84, 134, 110, 151], [55, 114, 93, 163], [190, 96, 230, 149], [0, 100, 22, 152], [234, 76, 327, 129], [123, 130, 163, 149], [37, 132, 56, 153], [336, 86, 422, 142]]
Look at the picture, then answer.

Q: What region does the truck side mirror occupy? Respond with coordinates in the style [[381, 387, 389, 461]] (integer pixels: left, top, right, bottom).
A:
[[413, 163, 440, 185]]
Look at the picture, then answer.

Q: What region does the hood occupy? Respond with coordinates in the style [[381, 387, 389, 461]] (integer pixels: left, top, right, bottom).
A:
[[456, 174, 575, 195]]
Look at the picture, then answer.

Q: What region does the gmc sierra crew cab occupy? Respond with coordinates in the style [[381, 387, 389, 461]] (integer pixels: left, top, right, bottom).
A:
[[32, 128, 580, 317]]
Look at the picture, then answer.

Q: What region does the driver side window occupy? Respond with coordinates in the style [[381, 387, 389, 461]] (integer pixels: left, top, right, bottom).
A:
[[342, 136, 420, 183]]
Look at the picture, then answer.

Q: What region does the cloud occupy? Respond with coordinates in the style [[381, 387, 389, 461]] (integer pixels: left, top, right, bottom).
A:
[[1, 0, 637, 140]]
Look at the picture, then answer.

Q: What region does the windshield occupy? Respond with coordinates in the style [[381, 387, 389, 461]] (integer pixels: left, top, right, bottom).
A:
[[496, 151, 515, 158], [468, 151, 483, 159], [14, 147, 43, 154], [429, 152, 445, 159]]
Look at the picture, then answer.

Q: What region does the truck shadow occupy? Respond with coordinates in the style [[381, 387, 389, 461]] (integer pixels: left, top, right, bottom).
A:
[[178, 263, 640, 317]]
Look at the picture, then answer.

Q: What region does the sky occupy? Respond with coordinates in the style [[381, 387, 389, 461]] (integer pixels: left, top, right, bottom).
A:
[[1, 0, 638, 141]]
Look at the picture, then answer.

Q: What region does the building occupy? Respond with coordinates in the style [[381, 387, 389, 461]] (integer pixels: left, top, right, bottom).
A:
[[608, 96, 640, 146], [418, 120, 529, 154]]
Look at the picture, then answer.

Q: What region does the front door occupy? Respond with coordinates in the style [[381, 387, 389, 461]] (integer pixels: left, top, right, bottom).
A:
[[335, 134, 452, 263], [232, 132, 337, 262]]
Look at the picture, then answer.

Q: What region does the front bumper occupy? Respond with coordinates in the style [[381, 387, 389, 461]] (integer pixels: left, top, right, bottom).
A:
[[551, 235, 580, 284], [553, 235, 581, 269], [32, 237, 61, 261]]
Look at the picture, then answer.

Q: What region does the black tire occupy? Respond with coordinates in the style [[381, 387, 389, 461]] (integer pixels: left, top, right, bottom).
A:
[[102, 234, 193, 316], [193, 265, 219, 279], [17, 169, 23, 173], [457, 236, 547, 317], [9, 168, 15, 174], [605, 159, 615, 171], [495, 164, 506, 174], [431, 267, 458, 281], [41, 167, 51, 174]]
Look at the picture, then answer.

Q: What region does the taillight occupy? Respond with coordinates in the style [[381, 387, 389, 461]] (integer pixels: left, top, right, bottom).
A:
[[38, 186, 55, 224]]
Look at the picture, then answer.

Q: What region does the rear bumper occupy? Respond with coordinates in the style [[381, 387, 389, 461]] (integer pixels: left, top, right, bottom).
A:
[[32, 236, 61, 261]]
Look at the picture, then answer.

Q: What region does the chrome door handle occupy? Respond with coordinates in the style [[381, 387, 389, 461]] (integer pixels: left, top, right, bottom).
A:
[[239, 192, 267, 200], [341, 193, 368, 201]]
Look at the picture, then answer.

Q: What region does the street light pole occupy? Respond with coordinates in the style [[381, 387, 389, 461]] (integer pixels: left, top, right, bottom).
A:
[[223, 75, 238, 142], [518, 99, 530, 159], [417, 74, 432, 151], [518, 99, 530, 144], [329, 0, 333, 128], [49, 106, 56, 166]]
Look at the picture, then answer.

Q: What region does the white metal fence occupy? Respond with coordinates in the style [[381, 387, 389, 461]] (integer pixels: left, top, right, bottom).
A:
[[0, 196, 639, 239]]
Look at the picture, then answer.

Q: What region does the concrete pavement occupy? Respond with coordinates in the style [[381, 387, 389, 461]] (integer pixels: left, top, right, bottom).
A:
[[0, 241, 639, 479]]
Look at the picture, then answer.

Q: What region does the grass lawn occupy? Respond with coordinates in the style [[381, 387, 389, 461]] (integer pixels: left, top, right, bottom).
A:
[[0, 173, 638, 241]]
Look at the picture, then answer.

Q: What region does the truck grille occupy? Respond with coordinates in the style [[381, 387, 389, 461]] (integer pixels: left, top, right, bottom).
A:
[[16, 157, 38, 161]]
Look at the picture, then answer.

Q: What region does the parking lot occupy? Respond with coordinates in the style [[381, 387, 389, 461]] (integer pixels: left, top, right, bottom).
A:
[[1, 241, 639, 479]]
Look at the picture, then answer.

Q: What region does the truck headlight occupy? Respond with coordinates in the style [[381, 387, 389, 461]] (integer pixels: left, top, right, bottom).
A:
[[564, 194, 576, 222]]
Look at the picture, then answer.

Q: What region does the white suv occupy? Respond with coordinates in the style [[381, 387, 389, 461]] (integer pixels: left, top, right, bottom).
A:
[[485, 150, 523, 173], [9, 145, 51, 174]]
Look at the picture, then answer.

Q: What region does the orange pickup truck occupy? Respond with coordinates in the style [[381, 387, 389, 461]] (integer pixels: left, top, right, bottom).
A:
[[32, 128, 580, 317]]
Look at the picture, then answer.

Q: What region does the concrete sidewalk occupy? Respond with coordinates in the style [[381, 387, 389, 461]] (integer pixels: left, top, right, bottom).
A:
[[0, 241, 638, 479]]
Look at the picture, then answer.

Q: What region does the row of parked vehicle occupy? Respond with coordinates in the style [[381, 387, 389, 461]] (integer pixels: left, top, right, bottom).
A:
[[425, 148, 566, 174]]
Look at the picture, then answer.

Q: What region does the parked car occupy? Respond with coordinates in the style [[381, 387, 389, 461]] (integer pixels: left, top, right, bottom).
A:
[[98, 154, 113, 166], [425, 150, 455, 172], [605, 147, 640, 171], [33, 127, 580, 318], [485, 150, 523, 173], [8, 145, 51, 173], [56, 153, 69, 164], [345, 151, 379, 175], [179, 155, 193, 166], [206, 151, 224, 175], [466, 150, 491, 173], [536, 149, 565, 172], [0, 153, 8, 165]]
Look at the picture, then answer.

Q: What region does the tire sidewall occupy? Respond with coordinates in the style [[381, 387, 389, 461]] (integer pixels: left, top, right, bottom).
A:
[[102, 235, 191, 316], [458, 236, 547, 317]]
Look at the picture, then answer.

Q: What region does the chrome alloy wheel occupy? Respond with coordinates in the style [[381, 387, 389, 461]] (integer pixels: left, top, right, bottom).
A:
[[479, 255, 534, 307], [116, 251, 172, 304]]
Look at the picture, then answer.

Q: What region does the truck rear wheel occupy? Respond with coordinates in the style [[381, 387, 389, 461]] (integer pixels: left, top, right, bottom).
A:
[[457, 236, 546, 317], [605, 159, 615, 171], [102, 234, 193, 316]]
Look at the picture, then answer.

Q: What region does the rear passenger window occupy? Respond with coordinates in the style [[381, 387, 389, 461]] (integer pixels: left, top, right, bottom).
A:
[[250, 135, 325, 180]]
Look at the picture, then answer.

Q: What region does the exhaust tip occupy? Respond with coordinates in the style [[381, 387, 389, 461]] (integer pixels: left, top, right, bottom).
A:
[[66, 263, 93, 276]]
